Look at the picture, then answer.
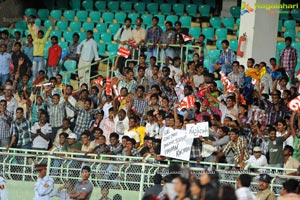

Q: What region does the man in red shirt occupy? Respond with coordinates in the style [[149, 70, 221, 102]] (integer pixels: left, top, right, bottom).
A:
[[47, 36, 62, 78]]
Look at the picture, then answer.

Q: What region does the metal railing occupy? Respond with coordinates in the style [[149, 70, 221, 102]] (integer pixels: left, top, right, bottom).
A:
[[1, 148, 299, 199]]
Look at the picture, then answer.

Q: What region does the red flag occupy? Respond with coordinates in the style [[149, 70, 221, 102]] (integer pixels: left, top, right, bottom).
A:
[[288, 96, 300, 111], [106, 77, 112, 96], [128, 39, 137, 49], [113, 85, 122, 101], [220, 71, 235, 92], [181, 34, 193, 42], [93, 77, 103, 86], [117, 46, 131, 58], [178, 96, 195, 110]]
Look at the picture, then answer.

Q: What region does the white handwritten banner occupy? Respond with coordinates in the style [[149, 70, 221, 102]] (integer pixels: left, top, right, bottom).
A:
[[186, 122, 209, 138], [160, 128, 194, 161], [287, 95, 300, 111]]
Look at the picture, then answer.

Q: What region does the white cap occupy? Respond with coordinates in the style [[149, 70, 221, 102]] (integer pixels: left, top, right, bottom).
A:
[[253, 146, 261, 152], [67, 133, 77, 140]]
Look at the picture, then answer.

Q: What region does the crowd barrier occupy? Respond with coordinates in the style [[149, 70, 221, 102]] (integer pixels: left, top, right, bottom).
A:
[[0, 148, 299, 199]]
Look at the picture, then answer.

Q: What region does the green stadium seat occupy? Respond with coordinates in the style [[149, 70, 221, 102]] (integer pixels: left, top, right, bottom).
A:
[[63, 60, 77, 84], [173, 4, 184, 16], [44, 20, 52, 30], [179, 16, 191, 28], [203, 57, 210, 69], [107, 43, 119, 55], [215, 28, 227, 40], [279, 9, 289, 20], [64, 10, 75, 21], [50, 30, 62, 41], [35, 19, 41, 29], [185, 4, 198, 17], [292, 42, 300, 54], [98, 43, 106, 56], [96, 23, 107, 33], [236, 30, 239, 37], [115, 13, 127, 24], [82, 0, 94, 11], [120, 2, 132, 13], [76, 11, 88, 22], [210, 17, 222, 29], [278, 20, 282, 33], [291, 9, 300, 21], [216, 40, 222, 50], [94, 32, 100, 42], [206, 0, 216, 8], [277, 42, 286, 53], [208, 49, 220, 62], [155, 15, 165, 27], [38, 9, 49, 21], [25, 8, 36, 17], [128, 13, 139, 24], [147, 3, 159, 15], [284, 20, 296, 31], [69, 21, 81, 32], [215, 80, 224, 91], [108, 1, 120, 12], [50, 10, 62, 20], [142, 14, 153, 26], [284, 31, 296, 41], [59, 41, 68, 49], [82, 22, 94, 31], [24, 29, 29, 37], [56, 0, 69, 10], [11, 29, 23, 37], [15, 21, 27, 30], [102, 12, 114, 24], [166, 15, 178, 25], [199, 5, 210, 17], [222, 17, 234, 31], [229, 39, 238, 51], [134, 2, 145, 14], [108, 24, 120, 35], [236, 18, 240, 28], [298, 32, 300, 40], [160, 25, 166, 32], [78, 32, 86, 42], [89, 11, 101, 23], [95, 1, 106, 12], [63, 31, 74, 43], [70, 0, 81, 10], [189, 27, 201, 38], [202, 27, 214, 41], [230, 6, 240, 18], [101, 33, 112, 44], [57, 21, 68, 31], [160, 4, 172, 15]]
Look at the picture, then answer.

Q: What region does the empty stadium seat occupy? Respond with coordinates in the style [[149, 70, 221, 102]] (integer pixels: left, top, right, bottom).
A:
[[94, 32, 100, 42], [57, 21, 68, 31], [78, 32, 86, 42], [98, 43, 106, 56], [199, 5, 210, 17], [101, 33, 112, 44], [173, 4, 185, 16], [59, 41, 68, 49], [203, 57, 210, 69], [102, 12, 114, 24], [215, 28, 227, 40], [278, 20, 283, 33], [82, 0, 94, 11], [38, 9, 49, 21], [115, 13, 127, 24], [63, 60, 77, 84], [142, 14, 153, 26], [128, 13, 139, 24], [64, 10, 75, 21], [95, 1, 106, 12], [96, 23, 107, 33], [222, 17, 235, 31], [120, 2, 132, 13], [291, 9, 300, 21], [208, 49, 220, 62], [107, 43, 119, 55], [82, 22, 95, 31], [69, 21, 81, 32], [179, 16, 191, 28], [25, 8, 36, 17], [50, 30, 62, 40], [108, 1, 120, 12], [63, 31, 74, 43], [56, 0, 69, 10], [230, 6, 240, 18], [216, 40, 222, 50], [70, 0, 81, 10], [50, 10, 62, 20], [166, 15, 178, 25], [147, 3, 159, 15], [279, 9, 289, 20], [292, 42, 300, 53], [76, 10, 88, 22], [108, 24, 120, 35], [34, 19, 41, 28], [160, 4, 172, 15], [44, 20, 52, 29], [189, 27, 201, 38], [210, 17, 222, 29], [229, 40, 238, 51], [284, 20, 296, 31], [202, 27, 214, 41], [185, 4, 198, 17], [277, 42, 286, 53], [284, 31, 296, 41], [134, 2, 146, 14], [89, 11, 101, 23], [15, 21, 27, 30]]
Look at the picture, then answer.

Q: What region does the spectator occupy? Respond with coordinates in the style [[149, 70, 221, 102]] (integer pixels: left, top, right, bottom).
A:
[[279, 179, 300, 200], [62, 133, 82, 152], [219, 185, 237, 200], [0, 85, 18, 116], [81, 130, 95, 153], [143, 173, 163, 198], [146, 16, 162, 60], [189, 178, 202, 200], [256, 174, 276, 200], [52, 118, 72, 148], [219, 39, 236, 75], [107, 132, 123, 155], [12, 42, 32, 79], [131, 17, 146, 59], [31, 111, 51, 150], [280, 37, 298, 79], [0, 30, 13, 53], [12, 31, 23, 49], [63, 32, 79, 62], [22, 34, 34, 62], [94, 135, 109, 155], [33, 164, 55, 200], [47, 36, 62, 78], [228, 61, 244, 87], [243, 146, 268, 169], [283, 145, 300, 175], [0, 99, 13, 147], [99, 187, 111, 200], [159, 21, 176, 66], [114, 109, 129, 137], [69, 166, 93, 200], [0, 44, 11, 86], [235, 174, 256, 200]]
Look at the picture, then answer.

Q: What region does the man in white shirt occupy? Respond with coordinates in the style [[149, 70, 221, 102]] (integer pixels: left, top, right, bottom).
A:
[[31, 111, 52, 150], [243, 146, 268, 169], [168, 57, 182, 84], [235, 174, 257, 200], [76, 30, 100, 85], [114, 109, 129, 138], [64, 85, 77, 124], [114, 18, 132, 49], [131, 17, 146, 59]]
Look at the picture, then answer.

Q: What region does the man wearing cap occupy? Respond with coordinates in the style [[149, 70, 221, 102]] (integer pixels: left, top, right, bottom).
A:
[[62, 133, 82, 152], [242, 146, 268, 169], [256, 174, 276, 200], [33, 164, 55, 200]]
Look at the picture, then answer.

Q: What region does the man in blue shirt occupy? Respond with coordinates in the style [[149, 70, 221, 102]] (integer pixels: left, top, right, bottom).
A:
[[33, 164, 55, 200], [219, 40, 236, 75], [0, 44, 11, 86], [22, 34, 34, 62]]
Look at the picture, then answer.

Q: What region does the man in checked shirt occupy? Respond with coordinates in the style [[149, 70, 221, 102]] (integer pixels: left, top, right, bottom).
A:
[[280, 36, 298, 79]]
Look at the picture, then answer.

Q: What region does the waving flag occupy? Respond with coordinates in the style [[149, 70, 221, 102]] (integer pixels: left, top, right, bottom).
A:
[[93, 77, 103, 86], [181, 34, 193, 42], [117, 47, 131, 58], [178, 96, 196, 111], [220, 71, 235, 92], [106, 77, 112, 96], [288, 96, 300, 111]]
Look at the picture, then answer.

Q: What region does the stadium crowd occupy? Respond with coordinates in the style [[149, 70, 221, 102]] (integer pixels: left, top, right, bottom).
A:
[[0, 12, 299, 200]]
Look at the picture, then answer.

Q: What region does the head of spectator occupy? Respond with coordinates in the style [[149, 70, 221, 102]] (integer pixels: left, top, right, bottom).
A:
[[135, 17, 143, 27], [61, 118, 71, 131], [95, 109, 104, 122], [276, 119, 287, 134], [161, 96, 170, 109], [204, 72, 214, 84], [15, 107, 24, 120], [229, 128, 239, 142], [121, 135, 130, 148], [51, 36, 58, 45], [184, 85, 193, 97], [35, 163, 47, 178], [109, 132, 119, 146], [190, 178, 202, 199], [126, 138, 136, 151], [81, 130, 91, 146], [86, 30, 93, 40], [239, 65, 245, 73], [269, 57, 277, 67], [14, 31, 21, 41], [81, 166, 91, 181], [149, 56, 157, 66], [83, 98, 92, 111], [165, 114, 175, 128], [56, 74, 62, 85], [59, 132, 68, 146], [39, 111, 48, 126], [175, 21, 182, 31], [65, 85, 73, 96], [37, 30, 44, 39], [94, 128, 103, 140], [0, 44, 7, 53], [98, 135, 106, 146], [165, 21, 173, 31], [137, 67, 145, 78], [173, 176, 190, 198], [271, 90, 281, 105], [173, 57, 181, 68], [28, 15, 36, 24], [247, 58, 255, 68], [27, 34, 33, 44], [152, 16, 159, 27], [219, 185, 237, 200], [283, 145, 294, 162], [4, 85, 13, 98], [281, 179, 299, 196], [1, 30, 9, 40], [237, 174, 252, 189], [175, 115, 184, 129], [72, 32, 79, 43], [80, 83, 88, 91], [285, 36, 292, 48], [129, 116, 137, 129], [138, 54, 146, 66], [217, 126, 229, 138], [253, 146, 263, 159], [51, 94, 60, 105], [117, 109, 126, 121], [125, 69, 134, 82], [49, 77, 57, 87], [221, 40, 229, 51], [258, 174, 273, 191], [14, 42, 22, 53], [124, 17, 132, 28]]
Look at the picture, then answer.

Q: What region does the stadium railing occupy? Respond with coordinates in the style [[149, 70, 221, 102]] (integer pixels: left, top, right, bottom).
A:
[[1, 148, 299, 199]]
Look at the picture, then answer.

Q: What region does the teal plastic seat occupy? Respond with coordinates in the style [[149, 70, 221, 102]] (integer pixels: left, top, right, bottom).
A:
[[59, 41, 68, 49], [69, 21, 81, 32], [63, 31, 74, 43], [179, 16, 191, 28], [34, 19, 41, 29], [203, 57, 210, 69], [160, 4, 172, 15], [82, 22, 94, 31], [63, 10, 75, 21], [128, 13, 139, 24], [89, 11, 101, 23], [78, 32, 86, 42], [210, 17, 222, 29], [208, 49, 220, 62], [216, 40, 222, 50], [229, 39, 238, 51], [120, 2, 132, 13], [284, 31, 296, 41], [98, 43, 106, 56], [108, 1, 120, 12], [57, 21, 68, 31], [50, 30, 62, 40], [50, 10, 62, 20], [236, 18, 240, 28], [107, 43, 119, 55], [236, 30, 239, 37], [292, 42, 300, 54], [222, 17, 234, 30], [108, 24, 120, 35], [166, 15, 178, 25], [38, 9, 49, 21], [279, 9, 289, 20], [70, 0, 81, 10], [186, 4, 198, 17], [202, 27, 214, 41], [189, 27, 201, 38], [230, 6, 240, 18], [44, 20, 52, 30], [277, 42, 286, 53], [284, 20, 296, 31], [142, 14, 153, 26], [147, 3, 158, 14], [215, 80, 224, 91], [101, 33, 112, 44], [298, 32, 300, 40], [76, 10, 88, 22], [63, 60, 77, 84], [15, 21, 27, 30], [102, 12, 114, 24], [134, 3, 145, 14], [25, 8, 36, 17], [82, 0, 93, 11], [291, 9, 300, 21], [94, 32, 100, 42], [115, 13, 127, 24], [11, 29, 23, 37], [96, 23, 107, 33], [95, 1, 106, 12], [173, 4, 184, 16], [155, 15, 165, 27], [199, 5, 210, 17], [215, 28, 227, 40], [278, 20, 283, 33]]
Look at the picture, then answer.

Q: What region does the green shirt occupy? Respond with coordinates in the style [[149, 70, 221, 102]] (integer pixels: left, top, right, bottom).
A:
[[292, 137, 300, 161], [62, 142, 82, 152], [267, 137, 284, 165]]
